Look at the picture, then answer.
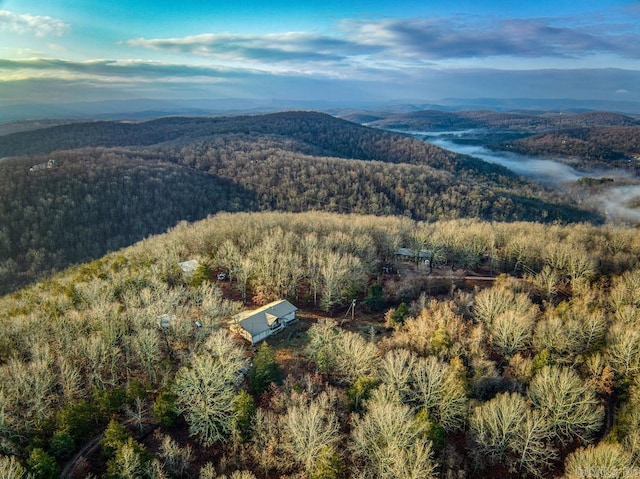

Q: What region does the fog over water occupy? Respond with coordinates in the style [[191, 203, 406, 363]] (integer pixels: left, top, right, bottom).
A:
[[403, 130, 640, 224]]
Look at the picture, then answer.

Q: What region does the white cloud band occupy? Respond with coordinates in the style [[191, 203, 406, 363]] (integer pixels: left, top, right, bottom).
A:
[[0, 10, 68, 37]]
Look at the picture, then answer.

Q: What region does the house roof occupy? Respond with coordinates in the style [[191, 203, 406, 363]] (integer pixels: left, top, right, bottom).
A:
[[395, 248, 432, 259], [235, 299, 298, 338]]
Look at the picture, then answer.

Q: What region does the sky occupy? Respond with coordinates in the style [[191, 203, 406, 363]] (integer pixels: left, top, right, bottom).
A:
[[1, 0, 640, 107]]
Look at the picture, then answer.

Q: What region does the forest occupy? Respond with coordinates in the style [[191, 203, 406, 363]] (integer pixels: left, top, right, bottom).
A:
[[0, 112, 602, 296], [0, 211, 639, 478]]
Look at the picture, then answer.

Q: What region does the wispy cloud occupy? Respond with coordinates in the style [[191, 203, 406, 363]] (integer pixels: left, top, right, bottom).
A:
[[0, 10, 68, 37], [0, 57, 387, 105], [341, 17, 640, 59], [124, 15, 640, 68], [0, 58, 250, 83], [126, 32, 372, 63]]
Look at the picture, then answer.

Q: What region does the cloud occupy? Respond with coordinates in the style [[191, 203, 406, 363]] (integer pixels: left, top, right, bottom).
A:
[[0, 10, 68, 37], [2, 55, 640, 107], [341, 17, 640, 59], [0, 58, 254, 79], [596, 185, 640, 223], [0, 57, 390, 108], [124, 15, 640, 70], [126, 32, 372, 64]]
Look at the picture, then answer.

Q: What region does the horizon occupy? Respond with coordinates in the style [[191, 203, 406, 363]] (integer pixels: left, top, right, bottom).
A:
[[1, 1, 640, 112]]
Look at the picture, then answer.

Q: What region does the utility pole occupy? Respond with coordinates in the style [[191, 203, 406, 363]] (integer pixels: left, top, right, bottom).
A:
[[342, 299, 357, 325], [346, 299, 356, 321]]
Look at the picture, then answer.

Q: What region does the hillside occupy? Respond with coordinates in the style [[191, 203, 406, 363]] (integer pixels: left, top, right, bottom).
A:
[[363, 109, 640, 132], [0, 112, 602, 295], [0, 211, 639, 478], [498, 126, 640, 169]]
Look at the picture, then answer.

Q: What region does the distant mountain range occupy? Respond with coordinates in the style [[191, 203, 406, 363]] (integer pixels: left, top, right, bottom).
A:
[[2, 97, 640, 123]]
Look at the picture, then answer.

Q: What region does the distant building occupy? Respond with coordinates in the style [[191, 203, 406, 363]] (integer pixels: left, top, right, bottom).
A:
[[29, 159, 58, 172], [231, 300, 298, 345], [395, 248, 432, 260], [395, 247, 433, 271]]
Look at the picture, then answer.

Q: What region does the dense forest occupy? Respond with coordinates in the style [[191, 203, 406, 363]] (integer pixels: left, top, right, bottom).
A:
[[0, 112, 602, 295], [0, 211, 639, 478]]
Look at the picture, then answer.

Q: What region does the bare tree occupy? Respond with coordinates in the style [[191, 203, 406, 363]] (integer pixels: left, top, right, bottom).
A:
[[302, 233, 323, 306], [378, 349, 416, 401], [474, 286, 534, 325], [217, 472, 257, 479], [319, 252, 365, 312], [410, 356, 468, 432], [158, 434, 193, 478], [562, 443, 633, 479], [107, 438, 148, 479], [609, 269, 640, 311], [527, 365, 604, 445], [173, 332, 248, 446], [489, 310, 535, 358], [216, 240, 242, 283], [132, 328, 161, 383], [0, 358, 56, 435], [249, 410, 283, 477], [470, 392, 556, 477], [282, 394, 341, 476], [124, 397, 147, 434], [307, 320, 378, 384], [529, 265, 563, 302], [351, 385, 437, 479], [606, 321, 640, 380]]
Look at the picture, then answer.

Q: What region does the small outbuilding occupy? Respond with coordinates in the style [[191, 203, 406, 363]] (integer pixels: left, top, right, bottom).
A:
[[232, 299, 298, 345], [395, 248, 432, 260]]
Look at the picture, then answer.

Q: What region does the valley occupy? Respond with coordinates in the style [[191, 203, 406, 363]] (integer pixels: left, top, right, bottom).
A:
[[354, 109, 640, 224]]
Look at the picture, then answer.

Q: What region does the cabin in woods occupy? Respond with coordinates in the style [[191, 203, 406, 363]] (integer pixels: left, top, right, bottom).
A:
[[232, 300, 298, 345], [29, 159, 58, 172]]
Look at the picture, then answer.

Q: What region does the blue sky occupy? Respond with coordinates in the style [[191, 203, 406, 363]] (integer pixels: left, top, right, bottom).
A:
[[1, 0, 639, 107]]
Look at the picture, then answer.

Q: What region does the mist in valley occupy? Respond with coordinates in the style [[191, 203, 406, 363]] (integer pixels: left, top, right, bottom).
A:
[[404, 130, 640, 224]]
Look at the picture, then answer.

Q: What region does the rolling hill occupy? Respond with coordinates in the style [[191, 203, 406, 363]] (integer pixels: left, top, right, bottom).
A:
[[0, 111, 602, 295]]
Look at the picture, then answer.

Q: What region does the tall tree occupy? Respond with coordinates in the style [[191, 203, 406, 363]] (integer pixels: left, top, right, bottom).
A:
[[527, 366, 604, 445], [351, 385, 437, 479], [173, 332, 248, 446], [283, 395, 341, 477], [470, 392, 556, 477]]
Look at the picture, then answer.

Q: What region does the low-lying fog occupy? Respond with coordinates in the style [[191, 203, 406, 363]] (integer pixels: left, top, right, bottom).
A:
[[405, 130, 640, 224], [430, 138, 592, 183]]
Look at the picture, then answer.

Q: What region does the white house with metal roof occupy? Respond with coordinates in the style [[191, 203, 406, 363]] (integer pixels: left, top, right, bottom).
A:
[[232, 299, 298, 345]]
